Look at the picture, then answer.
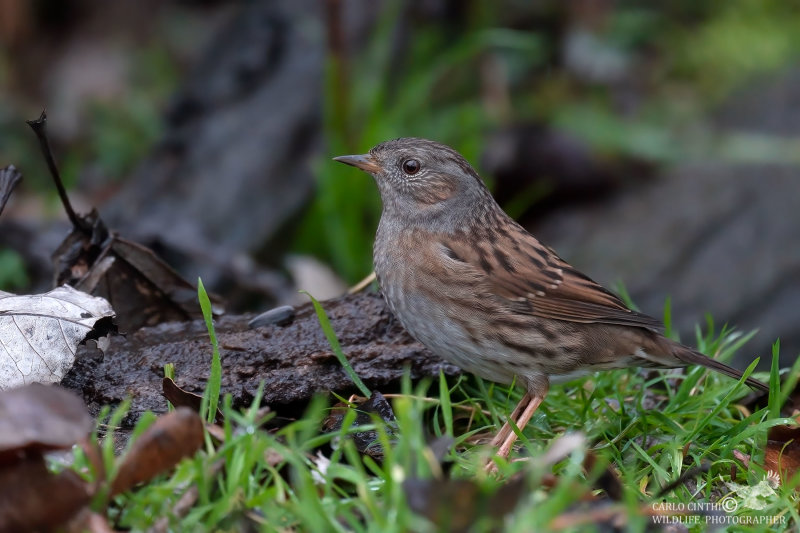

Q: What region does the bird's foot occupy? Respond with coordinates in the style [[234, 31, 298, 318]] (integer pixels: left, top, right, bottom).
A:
[[484, 393, 544, 473]]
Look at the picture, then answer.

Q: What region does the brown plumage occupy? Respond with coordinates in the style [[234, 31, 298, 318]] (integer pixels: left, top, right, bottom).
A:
[[334, 137, 768, 460]]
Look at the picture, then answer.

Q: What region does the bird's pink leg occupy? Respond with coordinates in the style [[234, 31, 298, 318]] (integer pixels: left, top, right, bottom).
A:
[[489, 393, 531, 448], [486, 384, 548, 471], [495, 393, 544, 459]]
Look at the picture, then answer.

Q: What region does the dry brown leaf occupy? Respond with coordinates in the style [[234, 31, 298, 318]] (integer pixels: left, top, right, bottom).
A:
[[65, 509, 119, 533], [264, 447, 285, 467], [0, 456, 91, 531], [205, 423, 226, 442], [162, 377, 223, 423], [71, 236, 225, 331], [110, 407, 204, 496], [729, 422, 800, 486], [0, 383, 93, 464], [404, 475, 527, 532], [764, 423, 800, 484]]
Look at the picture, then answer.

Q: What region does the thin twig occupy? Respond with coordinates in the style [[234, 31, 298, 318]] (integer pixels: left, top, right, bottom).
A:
[[26, 110, 87, 232], [348, 271, 377, 294]]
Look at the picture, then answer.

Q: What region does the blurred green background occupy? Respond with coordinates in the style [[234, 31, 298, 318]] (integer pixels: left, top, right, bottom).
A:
[[1, 1, 799, 364]]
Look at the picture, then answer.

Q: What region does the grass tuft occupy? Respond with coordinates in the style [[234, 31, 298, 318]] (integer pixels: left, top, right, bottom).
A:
[[62, 304, 798, 531]]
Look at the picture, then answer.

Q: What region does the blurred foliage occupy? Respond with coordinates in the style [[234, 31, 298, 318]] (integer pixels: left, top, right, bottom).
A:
[[90, 51, 174, 192], [0, 249, 28, 291], [294, 3, 546, 281], [294, 0, 800, 282], [669, 1, 800, 99], [0, 41, 176, 193], [84, 44, 177, 182]]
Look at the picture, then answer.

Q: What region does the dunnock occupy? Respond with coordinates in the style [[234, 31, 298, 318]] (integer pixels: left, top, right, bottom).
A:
[[334, 138, 768, 460]]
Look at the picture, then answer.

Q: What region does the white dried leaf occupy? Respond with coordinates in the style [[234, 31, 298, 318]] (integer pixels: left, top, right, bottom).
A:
[[311, 451, 331, 485], [0, 285, 115, 389]]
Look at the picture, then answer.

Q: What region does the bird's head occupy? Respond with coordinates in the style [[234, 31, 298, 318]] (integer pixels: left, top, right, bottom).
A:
[[334, 137, 495, 226]]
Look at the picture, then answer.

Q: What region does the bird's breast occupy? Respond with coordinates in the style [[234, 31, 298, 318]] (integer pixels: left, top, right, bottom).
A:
[[373, 225, 522, 385]]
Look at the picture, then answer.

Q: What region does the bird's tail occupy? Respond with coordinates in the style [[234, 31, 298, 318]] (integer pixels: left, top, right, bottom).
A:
[[664, 338, 769, 393]]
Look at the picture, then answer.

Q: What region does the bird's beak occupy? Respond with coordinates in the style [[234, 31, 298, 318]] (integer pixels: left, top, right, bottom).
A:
[[332, 153, 381, 173]]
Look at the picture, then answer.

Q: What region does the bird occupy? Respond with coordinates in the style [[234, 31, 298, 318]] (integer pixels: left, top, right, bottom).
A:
[[333, 137, 769, 461]]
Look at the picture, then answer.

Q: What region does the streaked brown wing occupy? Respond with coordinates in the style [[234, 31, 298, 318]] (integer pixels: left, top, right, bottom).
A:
[[442, 222, 665, 333]]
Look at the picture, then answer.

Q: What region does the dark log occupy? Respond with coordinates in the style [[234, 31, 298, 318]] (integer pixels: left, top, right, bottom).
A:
[[61, 292, 459, 425]]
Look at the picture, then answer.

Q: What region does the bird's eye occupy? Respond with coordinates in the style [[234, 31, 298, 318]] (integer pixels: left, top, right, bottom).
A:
[[402, 159, 421, 175]]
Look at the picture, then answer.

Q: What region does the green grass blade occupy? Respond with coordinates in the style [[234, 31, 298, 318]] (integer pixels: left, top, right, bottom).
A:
[[684, 359, 759, 443], [198, 278, 222, 424], [302, 290, 372, 398], [768, 339, 781, 420], [163, 363, 175, 411], [777, 344, 800, 409]]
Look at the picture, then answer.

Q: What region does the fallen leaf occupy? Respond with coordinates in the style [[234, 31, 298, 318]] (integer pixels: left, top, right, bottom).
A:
[[403, 474, 527, 532], [0, 383, 93, 463], [726, 479, 777, 511], [764, 423, 800, 485], [65, 510, 119, 533], [162, 377, 223, 423], [264, 447, 285, 468], [311, 451, 331, 485], [71, 235, 225, 331], [0, 286, 115, 389], [0, 455, 91, 531], [732, 423, 800, 486], [205, 423, 226, 442], [110, 407, 204, 496]]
